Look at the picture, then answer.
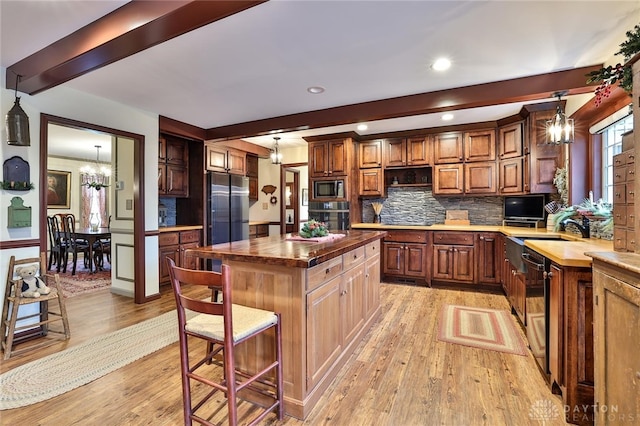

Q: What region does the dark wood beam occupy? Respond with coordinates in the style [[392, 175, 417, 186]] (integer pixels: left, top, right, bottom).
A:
[[6, 0, 267, 94], [206, 65, 603, 140]]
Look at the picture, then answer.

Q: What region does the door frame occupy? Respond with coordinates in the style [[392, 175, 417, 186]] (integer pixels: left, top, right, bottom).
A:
[[39, 113, 148, 303], [280, 162, 307, 234]]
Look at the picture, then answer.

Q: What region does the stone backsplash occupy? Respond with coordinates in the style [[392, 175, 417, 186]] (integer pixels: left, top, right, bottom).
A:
[[361, 187, 503, 225]]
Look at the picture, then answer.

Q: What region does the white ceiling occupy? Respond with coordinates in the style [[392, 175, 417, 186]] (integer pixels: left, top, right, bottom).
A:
[[2, 1, 639, 156]]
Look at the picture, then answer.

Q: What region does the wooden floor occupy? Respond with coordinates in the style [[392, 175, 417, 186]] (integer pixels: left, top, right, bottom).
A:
[[1, 283, 569, 425]]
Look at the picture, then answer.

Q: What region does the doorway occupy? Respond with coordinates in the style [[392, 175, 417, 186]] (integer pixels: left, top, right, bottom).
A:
[[280, 162, 308, 234], [39, 114, 147, 303]]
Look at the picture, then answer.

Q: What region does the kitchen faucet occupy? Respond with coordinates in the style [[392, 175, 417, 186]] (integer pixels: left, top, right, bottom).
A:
[[560, 216, 590, 238]]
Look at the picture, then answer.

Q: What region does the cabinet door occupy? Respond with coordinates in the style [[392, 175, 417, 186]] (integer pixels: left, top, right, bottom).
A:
[[328, 139, 348, 176], [309, 142, 329, 177], [476, 233, 501, 284], [498, 122, 523, 159], [166, 139, 188, 165], [248, 177, 258, 201], [528, 109, 564, 193], [341, 263, 365, 344], [499, 157, 524, 194], [548, 263, 564, 389], [434, 132, 463, 164], [166, 164, 188, 197], [464, 161, 497, 194], [359, 168, 383, 197], [359, 140, 383, 168], [404, 243, 427, 277], [206, 146, 229, 173], [159, 137, 167, 162], [434, 164, 463, 195], [407, 136, 430, 166], [159, 244, 179, 283], [464, 129, 495, 162], [432, 245, 452, 280], [246, 154, 258, 177], [306, 276, 342, 390], [364, 253, 380, 319], [180, 241, 201, 270], [226, 149, 246, 175], [158, 164, 166, 194], [383, 242, 404, 275], [512, 271, 526, 323], [384, 138, 406, 167], [452, 245, 474, 282]]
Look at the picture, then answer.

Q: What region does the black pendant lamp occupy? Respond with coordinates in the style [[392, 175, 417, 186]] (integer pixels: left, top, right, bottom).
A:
[[6, 74, 30, 146], [545, 91, 574, 145]]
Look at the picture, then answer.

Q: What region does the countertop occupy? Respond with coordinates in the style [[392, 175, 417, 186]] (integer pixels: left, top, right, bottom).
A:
[[585, 251, 640, 276], [249, 221, 270, 226], [158, 225, 203, 232], [352, 223, 614, 267], [186, 230, 387, 268]]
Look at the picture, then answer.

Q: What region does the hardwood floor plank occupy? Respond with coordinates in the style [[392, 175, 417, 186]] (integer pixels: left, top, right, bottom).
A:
[[1, 283, 570, 425]]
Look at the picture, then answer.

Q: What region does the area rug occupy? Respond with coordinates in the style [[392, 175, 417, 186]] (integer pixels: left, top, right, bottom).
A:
[[0, 309, 190, 410], [526, 312, 545, 359], [438, 304, 527, 356], [56, 262, 111, 298]]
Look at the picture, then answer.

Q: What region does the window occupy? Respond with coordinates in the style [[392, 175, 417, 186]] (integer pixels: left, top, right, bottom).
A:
[[601, 114, 633, 203]]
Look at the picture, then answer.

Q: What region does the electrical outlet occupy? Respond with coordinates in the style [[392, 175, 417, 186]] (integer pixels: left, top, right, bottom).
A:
[[126, 199, 133, 210], [262, 202, 268, 210]]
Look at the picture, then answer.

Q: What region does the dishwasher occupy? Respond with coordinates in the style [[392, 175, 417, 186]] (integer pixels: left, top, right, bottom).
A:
[[522, 246, 551, 376]]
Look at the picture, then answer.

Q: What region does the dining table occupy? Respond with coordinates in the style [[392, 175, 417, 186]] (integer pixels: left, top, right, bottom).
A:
[[75, 227, 111, 273]]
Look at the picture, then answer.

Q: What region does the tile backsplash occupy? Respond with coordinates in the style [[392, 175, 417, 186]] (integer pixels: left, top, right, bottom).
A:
[[361, 187, 503, 225]]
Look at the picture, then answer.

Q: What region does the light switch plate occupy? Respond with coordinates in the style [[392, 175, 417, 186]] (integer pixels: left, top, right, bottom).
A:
[[262, 202, 268, 210]]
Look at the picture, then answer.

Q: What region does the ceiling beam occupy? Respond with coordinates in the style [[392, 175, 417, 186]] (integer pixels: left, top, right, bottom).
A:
[[206, 65, 603, 140], [5, 0, 267, 94]]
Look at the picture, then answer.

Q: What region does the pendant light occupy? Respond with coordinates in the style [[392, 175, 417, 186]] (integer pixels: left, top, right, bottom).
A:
[[270, 136, 283, 164], [6, 74, 30, 146], [546, 92, 574, 145], [81, 145, 111, 190]]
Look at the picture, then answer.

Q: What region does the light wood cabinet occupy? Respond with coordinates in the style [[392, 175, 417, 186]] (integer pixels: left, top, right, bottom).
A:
[[434, 132, 463, 164], [382, 231, 429, 284], [499, 156, 524, 194], [359, 139, 383, 168], [248, 223, 269, 239], [384, 136, 430, 167], [433, 164, 463, 195], [498, 122, 523, 159], [359, 168, 384, 197], [158, 136, 189, 197], [341, 262, 366, 344], [364, 242, 380, 319], [592, 257, 640, 426], [613, 149, 635, 252], [464, 129, 496, 162], [434, 162, 496, 195], [205, 144, 246, 175], [527, 108, 565, 193], [158, 229, 201, 284], [309, 139, 349, 177], [431, 231, 475, 284]]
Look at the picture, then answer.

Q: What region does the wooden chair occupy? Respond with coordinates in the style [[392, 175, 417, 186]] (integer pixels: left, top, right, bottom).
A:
[[1, 253, 70, 360], [166, 258, 284, 426], [59, 214, 90, 275], [46, 215, 63, 270], [94, 215, 111, 269]]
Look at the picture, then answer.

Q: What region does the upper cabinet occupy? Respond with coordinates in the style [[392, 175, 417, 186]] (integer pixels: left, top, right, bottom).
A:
[[309, 138, 350, 177], [384, 137, 430, 168], [205, 144, 245, 175], [498, 122, 523, 159], [464, 129, 496, 162], [158, 135, 189, 197], [527, 109, 565, 193], [434, 132, 463, 164], [359, 139, 383, 168], [246, 154, 259, 201]]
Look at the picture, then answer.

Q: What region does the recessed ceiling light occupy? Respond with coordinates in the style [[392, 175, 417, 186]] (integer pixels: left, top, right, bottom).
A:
[[442, 113, 454, 121], [307, 86, 325, 94], [357, 124, 368, 131], [432, 58, 451, 71]]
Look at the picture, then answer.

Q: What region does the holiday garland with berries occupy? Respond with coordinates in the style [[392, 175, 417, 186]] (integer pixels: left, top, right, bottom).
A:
[[586, 23, 640, 106]]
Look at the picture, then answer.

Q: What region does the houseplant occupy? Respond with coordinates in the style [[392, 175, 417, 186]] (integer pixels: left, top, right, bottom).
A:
[[299, 219, 329, 238], [552, 198, 613, 239]]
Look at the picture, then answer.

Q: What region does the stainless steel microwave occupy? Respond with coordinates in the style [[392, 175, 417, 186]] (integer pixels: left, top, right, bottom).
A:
[[313, 179, 345, 199]]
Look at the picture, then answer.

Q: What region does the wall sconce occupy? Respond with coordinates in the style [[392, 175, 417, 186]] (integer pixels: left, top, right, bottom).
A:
[[6, 74, 30, 146], [270, 136, 283, 165], [546, 92, 574, 145]]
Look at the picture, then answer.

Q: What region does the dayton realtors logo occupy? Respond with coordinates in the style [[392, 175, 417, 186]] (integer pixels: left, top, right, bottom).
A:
[[529, 400, 634, 423]]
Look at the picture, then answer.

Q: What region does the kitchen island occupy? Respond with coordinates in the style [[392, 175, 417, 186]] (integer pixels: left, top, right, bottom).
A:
[[187, 230, 386, 419]]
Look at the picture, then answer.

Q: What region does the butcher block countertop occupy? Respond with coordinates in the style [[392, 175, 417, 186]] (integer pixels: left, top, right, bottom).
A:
[[352, 223, 614, 267], [158, 225, 203, 232], [187, 230, 387, 268]]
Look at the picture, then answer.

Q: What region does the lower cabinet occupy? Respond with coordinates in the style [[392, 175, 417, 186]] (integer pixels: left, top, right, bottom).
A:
[[158, 228, 201, 284], [382, 230, 429, 284], [432, 231, 474, 284], [476, 232, 502, 286], [592, 256, 640, 426], [248, 223, 269, 239], [503, 258, 526, 323]]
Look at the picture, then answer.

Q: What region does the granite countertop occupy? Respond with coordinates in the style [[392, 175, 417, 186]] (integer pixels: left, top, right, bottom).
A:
[[158, 225, 203, 232], [187, 230, 387, 268]]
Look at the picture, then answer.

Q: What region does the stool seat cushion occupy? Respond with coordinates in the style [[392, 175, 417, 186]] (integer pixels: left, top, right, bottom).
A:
[[186, 304, 277, 342]]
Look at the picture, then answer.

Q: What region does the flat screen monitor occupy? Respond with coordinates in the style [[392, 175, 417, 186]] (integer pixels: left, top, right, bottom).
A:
[[503, 195, 546, 221]]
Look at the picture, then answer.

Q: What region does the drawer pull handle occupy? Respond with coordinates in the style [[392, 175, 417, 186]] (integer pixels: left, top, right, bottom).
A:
[[325, 268, 330, 274]]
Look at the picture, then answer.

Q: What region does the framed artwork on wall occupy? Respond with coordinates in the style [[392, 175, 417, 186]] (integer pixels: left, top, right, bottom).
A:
[[47, 170, 71, 209]]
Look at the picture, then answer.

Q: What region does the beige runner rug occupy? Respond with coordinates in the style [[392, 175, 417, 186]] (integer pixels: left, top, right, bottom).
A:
[[0, 309, 186, 410], [437, 304, 527, 356]]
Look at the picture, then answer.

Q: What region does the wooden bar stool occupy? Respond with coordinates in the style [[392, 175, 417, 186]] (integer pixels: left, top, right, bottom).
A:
[[166, 258, 284, 425], [1, 253, 70, 360]]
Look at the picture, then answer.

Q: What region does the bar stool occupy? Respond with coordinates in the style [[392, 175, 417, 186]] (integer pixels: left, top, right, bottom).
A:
[[166, 258, 284, 425]]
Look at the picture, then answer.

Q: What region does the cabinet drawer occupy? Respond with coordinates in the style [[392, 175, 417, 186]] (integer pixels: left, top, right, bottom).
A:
[[159, 232, 179, 246], [343, 246, 365, 270], [384, 230, 427, 243], [180, 230, 201, 244], [627, 184, 635, 204], [307, 256, 343, 292], [613, 165, 627, 184], [433, 231, 474, 246], [365, 240, 380, 258], [625, 150, 635, 165]]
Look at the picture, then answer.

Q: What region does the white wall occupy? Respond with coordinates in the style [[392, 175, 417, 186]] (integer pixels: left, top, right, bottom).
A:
[[0, 66, 161, 302]]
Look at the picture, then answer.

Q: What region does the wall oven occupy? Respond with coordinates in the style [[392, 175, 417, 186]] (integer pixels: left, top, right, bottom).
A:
[[313, 179, 345, 199], [308, 201, 350, 231], [522, 246, 551, 376]]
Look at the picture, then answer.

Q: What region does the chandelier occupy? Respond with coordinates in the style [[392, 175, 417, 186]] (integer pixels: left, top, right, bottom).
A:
[[545, 92, 574, 145], [81, 145, 111, 190], [270, 136, 283, 164]]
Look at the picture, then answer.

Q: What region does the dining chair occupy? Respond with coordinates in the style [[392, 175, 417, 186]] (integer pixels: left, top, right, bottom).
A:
[[94, 215, 111, 269], [166, 258, 284, 426], [46, 215, 63, 271], [60, 215, 90, 275]]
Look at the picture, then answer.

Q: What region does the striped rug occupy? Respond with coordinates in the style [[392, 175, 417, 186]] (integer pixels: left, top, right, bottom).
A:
[[437, 304, 527, 356]]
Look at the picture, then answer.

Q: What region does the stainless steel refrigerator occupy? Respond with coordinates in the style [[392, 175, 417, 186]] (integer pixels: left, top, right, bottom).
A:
[[207, 172, 249, 271]]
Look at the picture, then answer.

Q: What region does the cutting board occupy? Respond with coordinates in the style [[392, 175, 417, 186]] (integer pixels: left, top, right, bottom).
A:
[[444, 210, 470, 225]]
